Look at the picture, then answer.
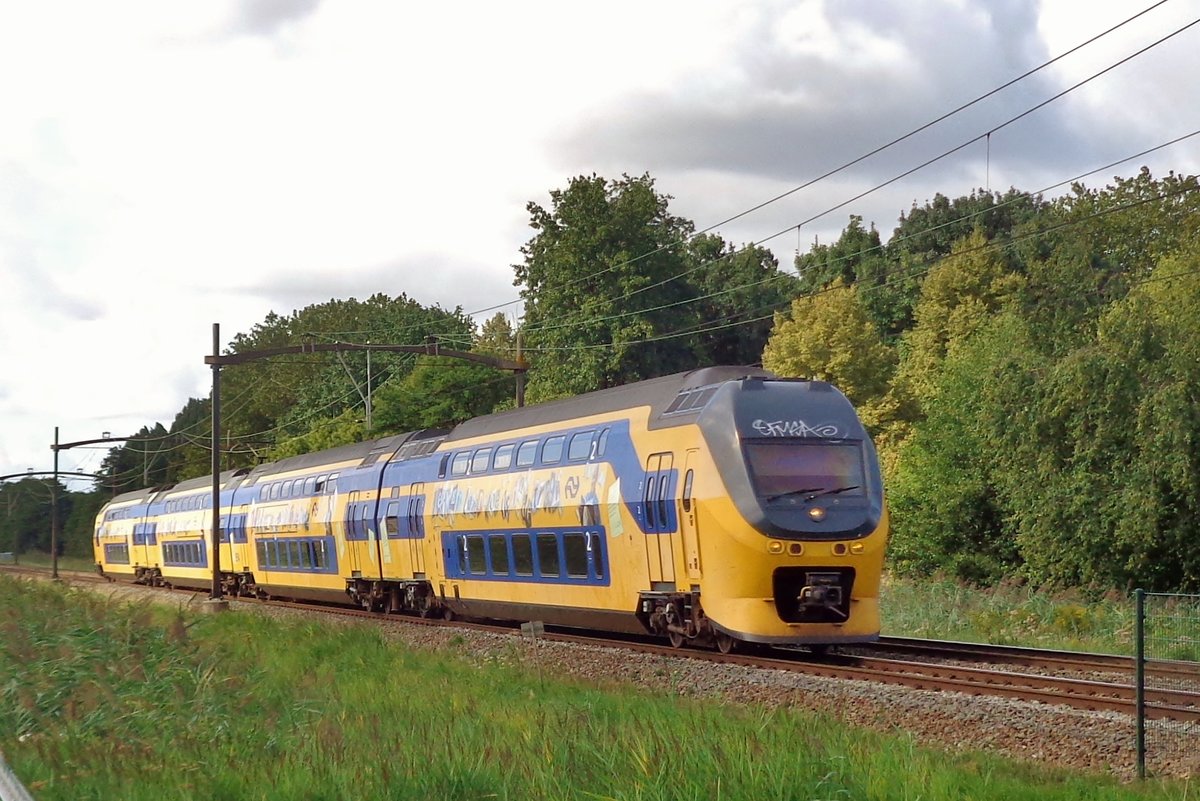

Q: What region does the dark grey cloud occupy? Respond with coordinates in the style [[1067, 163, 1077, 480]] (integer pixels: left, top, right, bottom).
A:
[[229, 0, 322, 38], [552, 0, 1121, 228]]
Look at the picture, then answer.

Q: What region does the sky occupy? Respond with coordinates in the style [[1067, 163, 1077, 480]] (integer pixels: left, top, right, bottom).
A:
[[2, 0, 1198, 487]]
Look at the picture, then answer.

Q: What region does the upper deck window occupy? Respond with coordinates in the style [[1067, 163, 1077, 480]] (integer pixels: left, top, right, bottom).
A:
[[493, 444, 514, 471], [568, 431, 594, 462], [451, 452, 471, 477], [541, 436, 565, 465], [515, 441, 537, 468]]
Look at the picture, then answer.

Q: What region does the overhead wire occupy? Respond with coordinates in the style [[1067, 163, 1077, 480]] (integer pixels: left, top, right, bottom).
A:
[[518, 181, 1199, 353], [513, 128, 1200, 342], [515, 16, 1200, 341], [466, 0, 1182, 318]]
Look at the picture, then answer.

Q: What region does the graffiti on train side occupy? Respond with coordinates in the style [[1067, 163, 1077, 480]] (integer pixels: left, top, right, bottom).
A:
[[433, 464, 604, 528]]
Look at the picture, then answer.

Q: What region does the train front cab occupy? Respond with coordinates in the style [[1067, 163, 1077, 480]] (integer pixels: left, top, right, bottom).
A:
[[687, 377, 888, 647]]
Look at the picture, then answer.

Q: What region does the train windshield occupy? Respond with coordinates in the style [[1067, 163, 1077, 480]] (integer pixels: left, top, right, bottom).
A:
[[744, 440, 866, 500]]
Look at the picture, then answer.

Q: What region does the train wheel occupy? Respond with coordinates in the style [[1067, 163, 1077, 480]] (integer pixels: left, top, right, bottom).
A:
[[442, 607, 455, 622], [668, 630, 685, 648], [714, 632, 736, 654]]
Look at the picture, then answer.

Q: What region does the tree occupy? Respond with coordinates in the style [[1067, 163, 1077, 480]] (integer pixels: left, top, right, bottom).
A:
[[514, 174, 700, 400], [886, 313, 1035, 582], [762, 279, 895, 430], [685, 234, 795, 366], [795, 215, 882, 292], [888, 229, 1023, 415]]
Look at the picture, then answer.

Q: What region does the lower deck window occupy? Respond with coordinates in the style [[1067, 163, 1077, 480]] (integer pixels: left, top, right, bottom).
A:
[[104, 543, 130, 564], [536, 533, 560, 577], [449, 529, 606, 584], [255, 538, 334, 572], [163, 541, 205, 566], [512, 534, 534, 576]]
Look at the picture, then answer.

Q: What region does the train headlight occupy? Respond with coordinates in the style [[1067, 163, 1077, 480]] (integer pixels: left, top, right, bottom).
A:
[[850, 543, 865, 554], [768, 541, 784, 554], [808, 506, 827, 522]]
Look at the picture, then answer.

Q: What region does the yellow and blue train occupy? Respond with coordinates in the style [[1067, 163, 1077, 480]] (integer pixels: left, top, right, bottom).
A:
[[94, 367, 888, 650]]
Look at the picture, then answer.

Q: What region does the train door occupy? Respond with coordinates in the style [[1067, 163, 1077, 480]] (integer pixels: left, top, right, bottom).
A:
[[345, 490, 363, 576], [228, 510, 250, 573], [679, 449, 702, 583], [407, 482, 426, 577], [642, 453, 677, 589]]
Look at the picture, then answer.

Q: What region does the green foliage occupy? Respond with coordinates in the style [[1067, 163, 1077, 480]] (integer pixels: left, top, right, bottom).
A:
[[515, 173, 700, 401], [685, 233, 795, 366], [887, 313, 1035, 583], [372, 357, 517, 433], [762, 279, 895, 429]]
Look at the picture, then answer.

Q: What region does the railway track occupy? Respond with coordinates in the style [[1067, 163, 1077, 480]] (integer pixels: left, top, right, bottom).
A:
[[5, 564, 1198, 723]]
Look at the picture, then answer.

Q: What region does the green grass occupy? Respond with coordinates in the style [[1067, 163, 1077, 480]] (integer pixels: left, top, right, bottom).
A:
[[4, 549, 97, 573], [0, 575, 1188, 800], [879, 573, 1143, 653]]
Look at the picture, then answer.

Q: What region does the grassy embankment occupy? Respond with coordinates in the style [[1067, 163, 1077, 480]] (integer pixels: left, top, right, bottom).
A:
[[1, 575, 1188, 801], [882, 574, 1199, 661]]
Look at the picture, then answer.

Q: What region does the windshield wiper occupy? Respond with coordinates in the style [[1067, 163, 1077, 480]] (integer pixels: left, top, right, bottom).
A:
[[764, 485, 860, 503], [764, 487, 823, 503], [808, 485, 860, 499]]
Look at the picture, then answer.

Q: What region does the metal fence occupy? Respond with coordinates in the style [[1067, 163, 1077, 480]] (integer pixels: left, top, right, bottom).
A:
[[0, 754, 35, 801], [1133, 589, 1200, 779]]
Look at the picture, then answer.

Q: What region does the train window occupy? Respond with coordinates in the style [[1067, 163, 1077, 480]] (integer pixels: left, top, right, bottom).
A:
[[292, 479, 304, 497], [327, 474, 339, 495], [515, 441, 537, 468], [299, 542, 312, 568], [492, 444, 514, 471], [313, 540, 326, 568], [466, 536, 487, 575], [589, 532, 605, 580], [471, 448, 492, 474], [597, 428, 610, 458], [384, 502, 400, 537], [682, 470, 694, 513], [290, 541, 303, 567], [270, 483, 281, 501], [511, 534, 534, 576], [488, 535, 510, 575], [451, 452, 470, 477], [563, 532, 588, 578], [257, 541, 268, 567], [536, 533, 560, 577], [305, 477, 316, 495], [541, 436, 565, 465], [644, 476, 658, 530], [658, 475, 671, 527], [271, 541, 283, 567], [315, 475, 327, 493], [568, 431, 594, 462]]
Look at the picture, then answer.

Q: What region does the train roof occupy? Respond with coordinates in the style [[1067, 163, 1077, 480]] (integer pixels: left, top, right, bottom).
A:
[[446, 366, 772, 442]]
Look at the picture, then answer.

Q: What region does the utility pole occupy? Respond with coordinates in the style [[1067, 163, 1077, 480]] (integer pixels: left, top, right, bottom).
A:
[[51, 427, 59, 580], [209, 322, 225, 606]]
